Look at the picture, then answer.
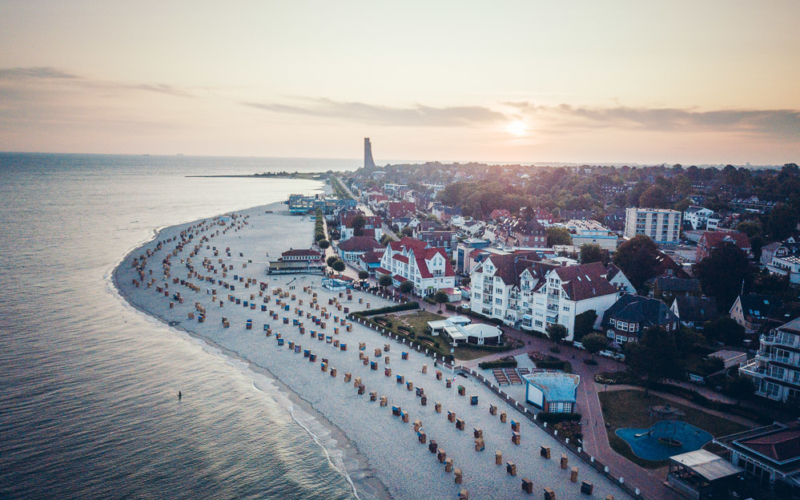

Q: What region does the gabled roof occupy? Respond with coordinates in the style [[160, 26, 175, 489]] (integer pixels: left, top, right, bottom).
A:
[[699, 231, 751, 250], [736, 294, 783, 321], [359, 250, 384, 264], [654, 276, 702, 293], [482, 252, 541, 287], [603, 294, 678, 328], [673, 296, 718, 323], [737, 421, 800, 463], [388, 236, 429, 254], [337, 236, 384, 253], [553, 262, 618, 301]]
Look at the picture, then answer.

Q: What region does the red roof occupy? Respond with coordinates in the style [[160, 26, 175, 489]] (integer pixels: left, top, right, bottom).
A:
[[374, 267, 391, 275], [392, 254, 409, 264], [387, 201, 416, 219], [699, 231, 751, 250], [337, 236, 383, 253], [359, 250, 384, 264], [393, 275, 408, 283], [553, 262, 618, 301]]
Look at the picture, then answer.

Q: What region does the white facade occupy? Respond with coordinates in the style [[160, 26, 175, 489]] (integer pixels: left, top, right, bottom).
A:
[[379, 239, 455, 297], [767, 255, 800, 285], [683, 206, 715, 230], [739, 318, 800, 405], [470, 258, 619, 341], [624, 208, 682, 244]]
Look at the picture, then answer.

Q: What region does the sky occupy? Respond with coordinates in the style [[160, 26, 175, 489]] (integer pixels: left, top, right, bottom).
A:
[[1, 0, 799, 165]]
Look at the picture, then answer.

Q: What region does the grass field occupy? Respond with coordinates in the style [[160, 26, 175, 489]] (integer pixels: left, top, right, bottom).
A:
[[598, 390, 749, 469]]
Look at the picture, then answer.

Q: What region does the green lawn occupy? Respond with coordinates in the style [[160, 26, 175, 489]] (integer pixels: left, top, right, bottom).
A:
[[598, 390, 749, 469], [380, 311, 516, 361]]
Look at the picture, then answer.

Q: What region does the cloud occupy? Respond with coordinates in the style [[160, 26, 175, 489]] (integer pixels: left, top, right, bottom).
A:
[[510, 102, 800, 139], [0, 66, 193, 98], [244, 97, 507, 127], [0, 66, 80, 80]]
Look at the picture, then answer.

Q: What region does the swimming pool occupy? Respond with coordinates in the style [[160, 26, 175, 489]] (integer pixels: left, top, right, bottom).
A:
[[616, 420, 713, 461]]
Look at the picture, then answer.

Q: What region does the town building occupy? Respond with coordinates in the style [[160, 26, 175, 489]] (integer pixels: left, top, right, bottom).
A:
[[377, 237, 455, 296], [523, 372, 581, 413], [386, 200, 416, 220], [564, 219, 619, 252], [666, 449, 743, 500], [730, 294, 783, 335], [336, 236, 385, 264], [649, 274, 702, 302], [418, 231, 458, 252], [696, 231, 751, 262], [601, 294, 680, 345], [358, 250, 384, 275], [339, 210, 382, 242], [508, 219, 548, 247], [739, 316, 800, 405], [714, 420, 800, 498], [683, 206, 715, 230], [454, 238, 492, 275], [624, 207, 682, 244], [471, 257, 621, 339], [671, 296, 719, 330], [267, 249, 325, 275]]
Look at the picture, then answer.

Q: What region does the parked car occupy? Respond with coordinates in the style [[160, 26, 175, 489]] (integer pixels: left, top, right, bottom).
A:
[[572, 341, 585, 350]]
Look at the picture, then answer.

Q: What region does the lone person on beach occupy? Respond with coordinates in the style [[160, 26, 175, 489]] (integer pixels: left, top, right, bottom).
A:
[[178, 391, 182, 401]]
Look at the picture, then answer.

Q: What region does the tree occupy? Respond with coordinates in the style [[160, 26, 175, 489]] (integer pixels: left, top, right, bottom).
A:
[[573, 310, 598, 340], [380, 234, 396, 246], [702, 317, 746, 346], [546, 323, 568, 345], [582, 333, 607, 360], [612, 235, 661, 290], [434, 290, 449, 313], [676, 328, 707, 354], [318, 239, 330, 249], [768, 203, 797, 240], [547, 227, 572, 246], [736, 220, 762, 239], [326, 256, 338, 267], [358, 270, 369, 281], [331, 259, 346, 273], [379, 275, 393, 290], [579, 244, 606, 265], [726, 375, 755, 404], [351, 214, 367, 237], [399, 280, 414, 297], [639, 185, 669, 209], [401, 226, 414, 237], [460, 276, 471, 287], [626, 327, 683, 396], [694, 242, 752, 313]]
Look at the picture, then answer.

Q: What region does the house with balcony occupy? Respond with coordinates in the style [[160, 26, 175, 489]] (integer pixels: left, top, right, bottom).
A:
[[468, 252, 542, 326], [339, 210, 382, 242], [683, 206, 715, 230], [739, 316, 800, 406], [601, 294, 680, 345], [378, 237, 455, 297], [730, 294, 784, 335], [336, 236, 385, 264]]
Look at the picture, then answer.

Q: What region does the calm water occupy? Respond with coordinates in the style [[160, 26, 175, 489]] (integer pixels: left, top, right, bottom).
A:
[[0, 154, 366, 499]]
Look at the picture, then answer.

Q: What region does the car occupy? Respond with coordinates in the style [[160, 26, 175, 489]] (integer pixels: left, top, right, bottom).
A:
[[572, 341, 585, 350]]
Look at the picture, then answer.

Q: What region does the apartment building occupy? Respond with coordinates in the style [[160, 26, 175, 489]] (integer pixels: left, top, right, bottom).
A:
[[624, 207, 682, 244], [739, 316, 800, 406], [470, 257, 620, 341], [377, 237, 455, 297]]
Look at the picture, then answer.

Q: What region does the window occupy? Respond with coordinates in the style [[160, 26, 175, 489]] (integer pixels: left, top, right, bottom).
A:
[[562, 305, 570, 312], [473, 292, 480, 299], [535, 320, 543, 327], [495, 298, 502, 305]]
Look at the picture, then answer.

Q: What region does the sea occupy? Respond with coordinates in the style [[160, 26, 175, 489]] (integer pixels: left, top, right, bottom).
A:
[[0, 153, 369, 500]]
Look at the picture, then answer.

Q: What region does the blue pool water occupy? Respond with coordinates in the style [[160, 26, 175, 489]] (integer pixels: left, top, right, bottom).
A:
[[616, 420, 713, 461]]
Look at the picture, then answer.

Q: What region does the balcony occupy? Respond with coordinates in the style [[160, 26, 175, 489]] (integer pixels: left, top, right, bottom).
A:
[[482, 308, 492, 316], [547, 292, 560, 300], [739, 360, 766, 378], [757, 351, 794, 366], [546, 315, 558, 324], [483, 299, 492, 305], [761, 334, 800, 349]]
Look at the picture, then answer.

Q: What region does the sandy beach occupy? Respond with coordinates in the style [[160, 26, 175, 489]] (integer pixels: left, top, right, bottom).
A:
[[113, 201, 634, 500]]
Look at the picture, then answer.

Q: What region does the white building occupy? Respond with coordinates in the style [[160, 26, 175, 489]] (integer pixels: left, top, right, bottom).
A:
[[624, 207, 682, 244], [564, 219, 619, 252], [739, 317, 800, 405], [470, 254, 621, 340], [377, 237, 455, 297], [767, 255, 800, 285], [683, 206, 715, 230]]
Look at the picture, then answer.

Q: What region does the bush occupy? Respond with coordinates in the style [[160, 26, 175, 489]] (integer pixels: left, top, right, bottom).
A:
[[536, 412, 583, 424], [447, 305, 505, 325], [549, 346, 561, 354], [353, 302, 420, 317], [583, 359, 598, 365], [478, 359, 518, 369]]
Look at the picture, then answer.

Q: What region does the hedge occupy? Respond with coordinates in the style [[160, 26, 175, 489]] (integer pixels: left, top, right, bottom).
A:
[[446, 304, 505, 326], [352, 301, 420, 317], [536, 359, 573, 374], [536, 412, 583, 424], [478, 359, 518, 370]]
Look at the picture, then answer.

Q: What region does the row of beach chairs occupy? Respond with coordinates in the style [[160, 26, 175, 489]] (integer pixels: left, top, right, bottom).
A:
[[491, 367, 529, 386]]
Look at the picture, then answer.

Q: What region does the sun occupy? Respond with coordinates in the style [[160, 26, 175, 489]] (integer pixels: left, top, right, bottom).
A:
[[507, 120, 527, 136]]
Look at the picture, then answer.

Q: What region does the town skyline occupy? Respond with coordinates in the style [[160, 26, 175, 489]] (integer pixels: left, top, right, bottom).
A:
[[1, 1, 799, 164]]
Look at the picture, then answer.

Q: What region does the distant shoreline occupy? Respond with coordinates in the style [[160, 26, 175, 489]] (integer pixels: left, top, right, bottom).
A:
[[186, 173, 324, 179]]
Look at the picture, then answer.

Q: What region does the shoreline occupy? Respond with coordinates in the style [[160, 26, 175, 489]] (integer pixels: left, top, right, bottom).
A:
[[112, 200, 635, 500], [110, 201, 391, 500]]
